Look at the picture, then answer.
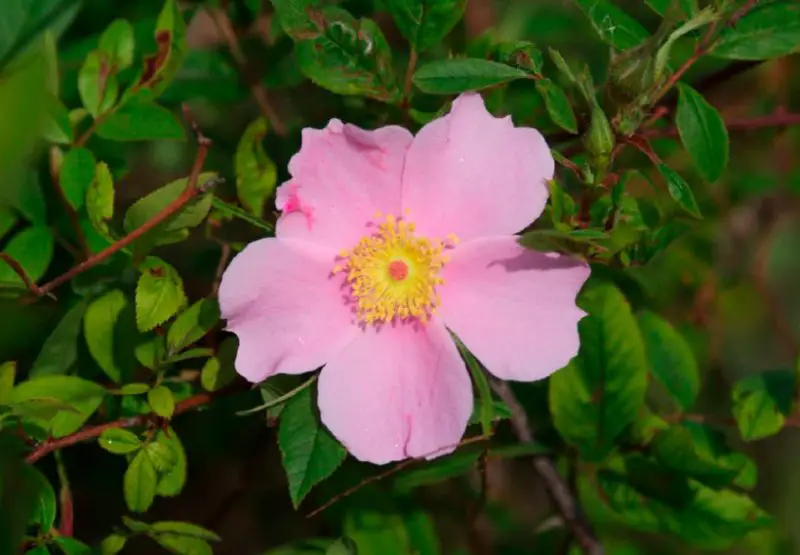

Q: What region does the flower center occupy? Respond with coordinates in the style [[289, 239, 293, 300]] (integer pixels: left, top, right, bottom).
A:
[[333, 213, 457, 325]]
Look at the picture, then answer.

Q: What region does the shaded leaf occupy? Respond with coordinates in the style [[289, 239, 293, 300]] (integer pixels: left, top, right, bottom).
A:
[[638, 310, 700, 410], [30, 300, 87, 377], [96, 97, 185, 142], [86, 162, 115, 241], [78, 51, 118, 117], [385, 0, 467, 52], [713, 1, 800, 60], [676, 84, 729, 183], [413, 58, 527, 94], [393, 449, 482, 492], [155, 427, 187, 496], [0, 226, 54, 287], [279, 385, 347, 507], [573, 0, 650, 50], [549, 282, 648, 460], [535, 78, 578, 133], [732, 370, 795, 441], [59, 147, 96, 210], [200, 336, 237, 393], [150, 521, 221, 541], [84, 289, 137, 383], [657, 163, 702, 219]]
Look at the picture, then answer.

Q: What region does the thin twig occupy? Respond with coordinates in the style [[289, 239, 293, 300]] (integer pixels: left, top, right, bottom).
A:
[[35, 108, 214, 297], [25, 382, 246, 464], [650, 1, 760, 106], [211, 242, 231, 297], [206, 7, 287, 136], [0, 253, 42, 296], [490, 379, 603, 555], [305, 434, 491, 518]]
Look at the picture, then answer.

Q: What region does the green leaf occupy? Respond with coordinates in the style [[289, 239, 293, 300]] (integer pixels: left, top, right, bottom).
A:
[[135, 257, 188, 332], [732, 370, 795, 441], [0, 207, 17, 242], [675, 84, 729, 183], [200, 336, 237, 393], [393, 449, 482, 492], [413, 58, 527, 94], [343, 494, 411, 555], [0, 226, 53, 287], [118, 383, 150, 395], [78, 51, 118, 117], [84, 289, 137, 383], [518, 228, 609, 251], [235, 118, 277, 216], [99, 19, 135, 71], [385, 0, 467, 52], [155, 427, 187, 496], [650, 424, 749, 488], [42, 95, 74, 144], [596, 456, 770, 548], [152, 534, 212, 555], [9, 375, 107, 437], [167, 298, 220, 354], [145, 437, 177, 472], [150, 521, 221, 541], [148, 385, 175, 418], [54, 537, 92, 555], [458, 343, 493, 436], [573, 0, 650, 50], [713, 1, 800, 60], [271, 0, 319, 39], [278, 385, 347, 507], [657, 163, 702, 219], [124, 448, 158, 512], [294, 9, 399, 102], [133, 0, 188, 96], [86, 162, 115, 241], [99, 428, 143, 454], [99, 533, 127, 555], [326, 538, 358, 555], [30, 301, 87, 377], [96, 98, 185, 141], [549, 282, 648, 460], [26, 462, 57, 530], [122, 172, 216, 250], [59, 148, 96, 211], [0, 361, 14, 405], [638, 310, 700, 410], [535, 78, 578, 133], [0, 0, 80, 67]]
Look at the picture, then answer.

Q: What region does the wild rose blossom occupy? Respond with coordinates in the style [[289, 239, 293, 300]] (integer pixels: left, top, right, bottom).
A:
[[219, 93, 590, 465]]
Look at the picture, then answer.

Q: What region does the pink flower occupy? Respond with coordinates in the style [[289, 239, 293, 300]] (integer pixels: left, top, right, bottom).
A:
[[219, 93, 590, 465]]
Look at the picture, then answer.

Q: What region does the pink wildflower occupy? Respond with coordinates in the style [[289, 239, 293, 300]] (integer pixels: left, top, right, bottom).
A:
[[219, 93, 590, 465]]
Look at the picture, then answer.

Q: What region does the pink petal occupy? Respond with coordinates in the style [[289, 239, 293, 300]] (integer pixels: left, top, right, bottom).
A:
[[276, 120, 413, 250], [439, 237, 589, 381], [401, 93, 554, 242], [218, 238, 357, 383], [318, 320, 472, 465]]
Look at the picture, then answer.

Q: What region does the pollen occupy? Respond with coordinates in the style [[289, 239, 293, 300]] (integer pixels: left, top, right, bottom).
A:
[[334, 214, 456, 325]]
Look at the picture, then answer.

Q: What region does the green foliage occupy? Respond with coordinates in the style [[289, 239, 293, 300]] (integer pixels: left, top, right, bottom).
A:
[[713, 1, 800, 60], [732, 370, 795, 441], [0, 0, 794, 553], [675, 84, 729, 183], [638, 310, 700, 410], [278, 385, 347, 507], [550, 282, 648, 460], [235, 118, 277, 217], [135, 257, 188, 331], [413, 58, 527, 94]]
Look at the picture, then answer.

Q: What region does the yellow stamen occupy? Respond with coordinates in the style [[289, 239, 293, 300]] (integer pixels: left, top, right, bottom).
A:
[[333, 214, 455, 325]]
